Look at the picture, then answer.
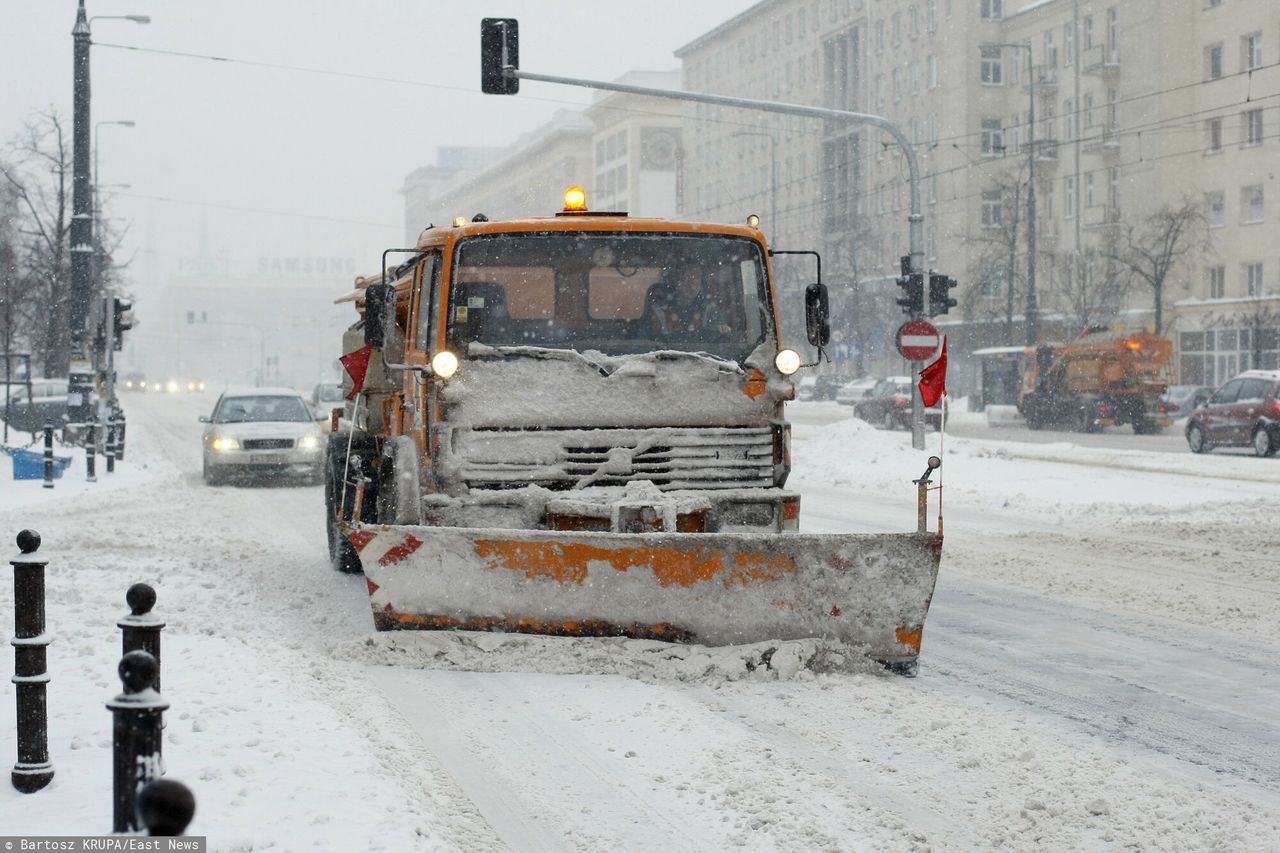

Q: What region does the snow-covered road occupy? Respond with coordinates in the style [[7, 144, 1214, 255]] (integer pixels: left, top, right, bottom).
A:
[[3, 394, 1279, 851]]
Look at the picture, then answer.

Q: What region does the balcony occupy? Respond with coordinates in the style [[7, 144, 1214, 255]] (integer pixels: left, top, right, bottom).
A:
[[1023, 67, 1059, 95], [1083, 204, 1123, 229], [1022, 138, 1060, 165], [1083, 43, 1121, 76], [1083, 128, 1122, 155]]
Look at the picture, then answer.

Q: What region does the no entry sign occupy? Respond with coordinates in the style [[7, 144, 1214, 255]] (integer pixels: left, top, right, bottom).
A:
[[896, 319, 941, 361]]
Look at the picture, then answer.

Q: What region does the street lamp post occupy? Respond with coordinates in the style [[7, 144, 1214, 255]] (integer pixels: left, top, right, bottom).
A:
[[93, 120, 135, 429], [992, 42, 1039, 345]]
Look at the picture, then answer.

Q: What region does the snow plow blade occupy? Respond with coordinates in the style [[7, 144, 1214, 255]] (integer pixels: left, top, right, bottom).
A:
[[347, 525, 943, 664]]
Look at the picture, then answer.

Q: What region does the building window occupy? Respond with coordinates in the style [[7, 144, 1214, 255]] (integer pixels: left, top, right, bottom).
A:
[[1083, 15, 1094, 49], [1207, 190, 1225, 227], [892, 12, 902, 45], [1206, 117, 1224, 152], [981, 0, 1002, 21], [1244, 262, 1264, 296], [893, 67, 902, 101], [1109, 166, 1120, 212], [981, 117, 1004, 156], [1063, 98, 1076, 142], [1064, 176, 1076, 218], [910, 62, 921, 95], [1044, 30, 1057, 69], [1083, 93, 1095, 129], [1085, 171, 1096, 207], [1064, 23, 1075, 66], [982, 190, 1003, 227], [910, 4, 920, 38], [1244, 109, 1264, 146], [1206, 44, 1223, 80], [1243, 32, 1263, 70], [980, 45, 1003, 84], [1243, 185, 1265, 223], [927, 55, 938, 89], [1107, 7, 1119, 58], [1208, 266, 1225, 299], [876, 20, 885, 52], [927, 0, 938, 33]]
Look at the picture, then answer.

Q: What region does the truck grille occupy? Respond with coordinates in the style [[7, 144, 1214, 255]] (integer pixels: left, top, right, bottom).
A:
[[242, 438, 294, 450], [457, 426, 775, 490]]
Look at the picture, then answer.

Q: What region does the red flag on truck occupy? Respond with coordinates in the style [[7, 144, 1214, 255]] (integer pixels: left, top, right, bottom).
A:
[[340, 343, 374, 400], [918, 337, 948, 407]]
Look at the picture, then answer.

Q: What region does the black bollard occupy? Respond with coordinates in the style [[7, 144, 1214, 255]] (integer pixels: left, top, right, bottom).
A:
[[106, 650, 169, 834], [105, 422, 116, 474], [138, 778, 195, 836], [10, 529, 54, 793], [42, 424, 54, 489], [115, 413, 127, 462], [86, 422, 97, 482], [118, 583, 164, 694]]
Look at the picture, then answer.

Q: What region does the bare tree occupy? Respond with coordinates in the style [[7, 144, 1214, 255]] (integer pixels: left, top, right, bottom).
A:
[[1107, 199, 1209, 336], [966, 164, 1028, 346], [0, 110, 73, 375], [1050, 237, 1130, 333]]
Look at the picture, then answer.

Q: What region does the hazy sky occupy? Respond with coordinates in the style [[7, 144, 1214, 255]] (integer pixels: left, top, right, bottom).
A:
[[3, 0, 757, 292]]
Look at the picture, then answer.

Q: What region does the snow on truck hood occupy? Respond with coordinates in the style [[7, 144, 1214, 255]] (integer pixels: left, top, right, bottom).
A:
[[442, 342, 792, 429]]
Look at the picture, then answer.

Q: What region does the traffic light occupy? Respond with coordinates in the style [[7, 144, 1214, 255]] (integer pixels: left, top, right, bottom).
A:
[[896, 272, 924, 316], [928, 273, 958, 316], [112, 297, 134, 351], [481, 18, 519, 94]]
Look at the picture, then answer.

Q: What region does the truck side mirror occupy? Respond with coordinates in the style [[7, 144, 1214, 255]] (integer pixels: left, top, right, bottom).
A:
[[364, 283, 393, 350], [804, 283, 830, 348]]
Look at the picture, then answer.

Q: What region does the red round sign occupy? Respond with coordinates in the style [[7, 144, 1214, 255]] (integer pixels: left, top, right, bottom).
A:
[[896, 319, 941, 361]]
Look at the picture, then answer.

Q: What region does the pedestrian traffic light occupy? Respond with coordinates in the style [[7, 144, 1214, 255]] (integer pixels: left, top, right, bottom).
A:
[[112, 297, 134, 351], [927, 273, 958, 316], [896, 272, 924, 316], [481, 18, 519, 94]]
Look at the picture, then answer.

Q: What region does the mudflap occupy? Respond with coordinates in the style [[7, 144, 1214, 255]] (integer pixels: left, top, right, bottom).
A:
[[344, 524, 943, 667]]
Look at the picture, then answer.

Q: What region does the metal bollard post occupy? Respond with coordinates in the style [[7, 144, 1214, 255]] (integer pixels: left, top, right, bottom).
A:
[[10, 529, 54, 793], [118, 583, 164, 694], [105, 422, 116, 474], [42, 425, 54, 489], [115, 412, 127, 462], [137, 778, 195, 836], [107, 650, 168, 834], [86, 422, 97, 482]]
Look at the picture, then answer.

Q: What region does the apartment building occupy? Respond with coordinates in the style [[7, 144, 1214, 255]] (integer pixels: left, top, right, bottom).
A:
[[676, 0, 1280, 384]]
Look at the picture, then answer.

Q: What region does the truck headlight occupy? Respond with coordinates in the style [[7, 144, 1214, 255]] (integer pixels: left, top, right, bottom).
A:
[[774, 349, 801, 375], [432, 350, 459, 380], [211, 436, 240, 451]]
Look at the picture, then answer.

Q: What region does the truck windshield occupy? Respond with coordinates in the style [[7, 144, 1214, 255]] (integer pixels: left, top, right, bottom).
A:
[[450, 232, 771, 363]]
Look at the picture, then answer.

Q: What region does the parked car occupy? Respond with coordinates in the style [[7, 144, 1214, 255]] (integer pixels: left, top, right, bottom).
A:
[[852, 376, 943, 431], [310, 381, 346, 417], [836, 376, 880, 406], [200, 387, 326, 485], [1158, 384, 1214, 420], [1184, 370, 1280, 456], [2, 378, 68, 433]]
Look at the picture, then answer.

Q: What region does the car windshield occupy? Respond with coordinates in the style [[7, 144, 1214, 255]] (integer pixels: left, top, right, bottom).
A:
[[450, 232, 770, 364], [215, 395, 311, 424]]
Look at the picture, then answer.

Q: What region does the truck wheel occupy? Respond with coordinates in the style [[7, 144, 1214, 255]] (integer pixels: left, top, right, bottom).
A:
[[1073, 407, 1098, 434], [324, 433, 376, 574]]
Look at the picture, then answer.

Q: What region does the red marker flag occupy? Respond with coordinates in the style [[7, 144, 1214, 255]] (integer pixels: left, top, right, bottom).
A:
[[918, 336, 948, 407], [339, 343, 374, 400]]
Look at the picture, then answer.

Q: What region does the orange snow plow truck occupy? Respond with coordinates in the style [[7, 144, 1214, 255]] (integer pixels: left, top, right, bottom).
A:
[[324, 189, 943, 673]]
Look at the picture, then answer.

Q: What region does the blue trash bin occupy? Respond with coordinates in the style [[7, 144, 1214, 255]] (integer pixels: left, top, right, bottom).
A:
[[8, 448, 72, 480]]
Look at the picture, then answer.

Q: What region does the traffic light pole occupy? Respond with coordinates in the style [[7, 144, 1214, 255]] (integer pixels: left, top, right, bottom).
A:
[[491, 53, 931, 449]]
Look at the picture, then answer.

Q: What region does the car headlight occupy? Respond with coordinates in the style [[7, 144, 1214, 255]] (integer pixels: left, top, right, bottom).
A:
[[197, 381, 206, 391], [166, 381, 179, 393], [211, 436, 240, 451], [297, 434, 321, 451]]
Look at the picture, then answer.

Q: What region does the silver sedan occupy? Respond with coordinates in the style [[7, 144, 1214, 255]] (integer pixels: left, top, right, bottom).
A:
[[200, 388, 325, 486]]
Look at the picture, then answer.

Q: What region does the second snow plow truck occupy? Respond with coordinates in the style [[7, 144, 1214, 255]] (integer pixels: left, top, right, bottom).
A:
[[323, 189, 943, 674]]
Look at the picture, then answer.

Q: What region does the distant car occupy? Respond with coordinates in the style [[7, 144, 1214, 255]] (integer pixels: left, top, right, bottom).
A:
[[310, 381, 346, 417], [836, 376, 879, 406], [852, 376, 943, 431], [795, 376, 818, 401], [1158, 384, 1214, 420], [3, 378, 68, 433], [122, 372, 148, 392], [1184, 370, 1280, 456], [200, 387, 326, 485]]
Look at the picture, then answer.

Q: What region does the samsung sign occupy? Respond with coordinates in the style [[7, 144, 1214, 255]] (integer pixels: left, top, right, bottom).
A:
[[257, 256, 357, 277]]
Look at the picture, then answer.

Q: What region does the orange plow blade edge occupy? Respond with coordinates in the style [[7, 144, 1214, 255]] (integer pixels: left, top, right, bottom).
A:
[[345, 525, 943, 665]]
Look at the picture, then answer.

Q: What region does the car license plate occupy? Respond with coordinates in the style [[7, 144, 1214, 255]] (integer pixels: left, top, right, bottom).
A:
[[249, 454, 282, 464]]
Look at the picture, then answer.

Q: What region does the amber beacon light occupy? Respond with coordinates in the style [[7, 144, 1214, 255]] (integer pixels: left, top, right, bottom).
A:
[[563, 185, 588, 212]]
